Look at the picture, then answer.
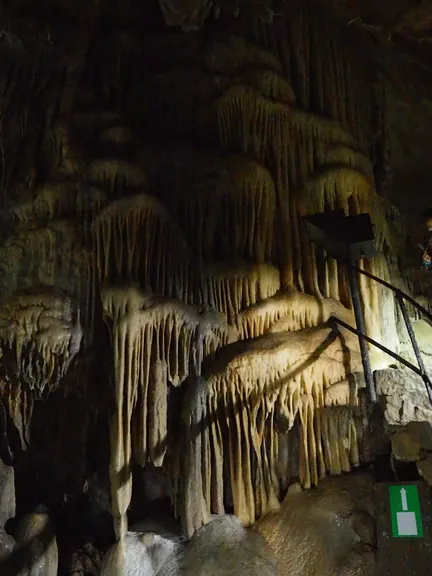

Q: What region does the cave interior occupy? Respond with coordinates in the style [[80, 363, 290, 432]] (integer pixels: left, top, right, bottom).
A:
[[0, 0, 432, 574]]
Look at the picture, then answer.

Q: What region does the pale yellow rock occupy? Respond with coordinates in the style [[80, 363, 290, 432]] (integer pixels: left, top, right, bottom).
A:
[[182, 515, 278, 576], [375, 368, 432, 425], [14, 507, 58, 576], [256, 473, 376, 576], [100, 474, 377, 575], [391, 430, 422, 462], [417, 460, 432, 486], [0, 459, 15, 526]]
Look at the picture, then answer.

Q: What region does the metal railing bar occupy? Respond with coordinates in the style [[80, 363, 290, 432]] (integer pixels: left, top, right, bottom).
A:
[[329, 304, 432, 404], [347, 262, 376, 403], [397, 295, 428, 376], [352, 265, 432, 323], [330, 315, 432, 405], [329, 316, 423, 376]]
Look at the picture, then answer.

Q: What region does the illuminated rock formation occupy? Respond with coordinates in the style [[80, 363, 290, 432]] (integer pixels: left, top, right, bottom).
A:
[[255, 473, 376, 576], [14, 507, 58, 576], [1, 1, 431, 571], [177, 324, 362, 535], [101, 284, 235, 536], [100, 472, 375, 575]]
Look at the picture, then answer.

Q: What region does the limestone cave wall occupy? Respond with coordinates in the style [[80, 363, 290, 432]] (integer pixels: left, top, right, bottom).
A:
[[0, 0, 430, 573]]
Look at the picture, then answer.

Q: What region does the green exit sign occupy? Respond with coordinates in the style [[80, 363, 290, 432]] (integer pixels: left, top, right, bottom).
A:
[[389, 485, 423, 538]]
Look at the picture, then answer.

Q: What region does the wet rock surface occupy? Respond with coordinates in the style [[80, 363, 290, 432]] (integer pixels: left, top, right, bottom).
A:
[[0, 0, 431, 574], [0, 459, 15, 527]]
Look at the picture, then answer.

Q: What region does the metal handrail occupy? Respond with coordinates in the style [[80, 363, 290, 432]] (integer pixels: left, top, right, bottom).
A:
[[353, 265, 432, 323], [329, 317, 422, 376], [329, 316, 432, 405], [332, 265, 432, 406]]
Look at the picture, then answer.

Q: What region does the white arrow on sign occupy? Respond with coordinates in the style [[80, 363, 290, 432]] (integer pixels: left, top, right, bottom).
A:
[[400, 488, 408, 511]]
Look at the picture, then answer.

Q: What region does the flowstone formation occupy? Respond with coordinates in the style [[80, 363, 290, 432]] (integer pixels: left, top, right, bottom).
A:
[[89, 3, 400, 538], [0, 0, 415, 564]]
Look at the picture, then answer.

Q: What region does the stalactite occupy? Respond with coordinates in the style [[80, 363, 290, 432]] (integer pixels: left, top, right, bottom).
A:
[[101, 284, 235, 538], [147, 69, 232, 132], [235, 288, 355, 340], [11, 182, 106, 222], [246, 0, 376, 147], [0, 378, 34, 450], [159, 0, 212, 31], [0, 3, 404, 553], [93, 194, 197, 304], [99, 126, 134, 146], [147, 67, 295, 134], [86, 160, 147, 194], [144, 33, 293, 134], [158, 0, 279, 31], [359, 254, 400, 368], [0, 219, 94, 342], [178, 324, 362, 536], [155, 151, 276, 264], [58, 4, 100, 119], [71, 110, 124, 137], [200, 33, 283, 75], [244, 69, 296, 103], [45, 122, 83, 177], [195, 84, 368, 287], [202, 262, 281, 324], [148, 359, 168, 467], [0, 288, 82, 396], [195, 81, 390, 357], [314, 145, 374, 181]]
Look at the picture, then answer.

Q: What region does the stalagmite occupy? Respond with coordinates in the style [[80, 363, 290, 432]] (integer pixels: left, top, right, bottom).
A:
[[102, 284, 235, 538], [100, 530, 184, 576], [13, 506, 59, 576], [178, 324, 362, 536]]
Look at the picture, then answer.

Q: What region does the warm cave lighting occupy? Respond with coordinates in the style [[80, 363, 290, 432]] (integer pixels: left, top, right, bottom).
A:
[[0, 2, 431, 575]]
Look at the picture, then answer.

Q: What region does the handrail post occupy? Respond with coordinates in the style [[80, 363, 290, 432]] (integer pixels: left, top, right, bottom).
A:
[[353, 264, 432, 324], [347, 261, 377, 403], [396, 292, 432, 405], [397, 292, 427, 374]]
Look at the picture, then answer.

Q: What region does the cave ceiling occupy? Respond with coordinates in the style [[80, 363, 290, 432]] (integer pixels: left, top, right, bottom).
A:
[[0, 0, 431, 552]]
